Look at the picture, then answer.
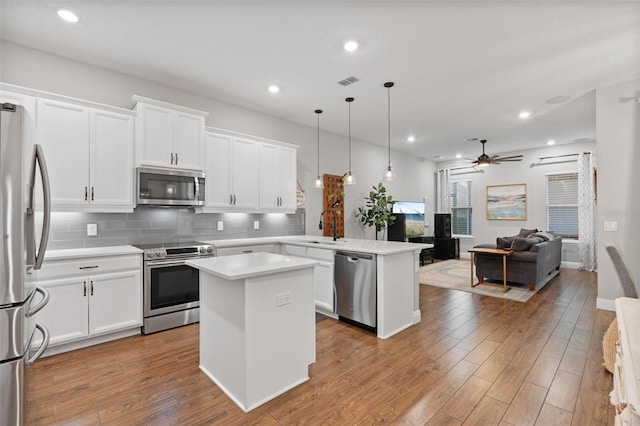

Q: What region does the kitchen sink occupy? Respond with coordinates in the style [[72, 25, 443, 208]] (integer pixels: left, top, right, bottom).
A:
[[308, 241, 345, 245]]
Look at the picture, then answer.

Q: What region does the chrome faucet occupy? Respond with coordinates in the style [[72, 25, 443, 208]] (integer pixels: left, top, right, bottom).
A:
[[319, 209, 338, 241]]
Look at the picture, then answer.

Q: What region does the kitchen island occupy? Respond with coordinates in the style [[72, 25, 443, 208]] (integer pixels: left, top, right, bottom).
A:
[[186, 252, 318, 412], [207, 235, 430, 339]]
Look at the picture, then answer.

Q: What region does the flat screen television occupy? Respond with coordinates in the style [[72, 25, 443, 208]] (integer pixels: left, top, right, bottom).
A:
[[392, 201, 425, 236]]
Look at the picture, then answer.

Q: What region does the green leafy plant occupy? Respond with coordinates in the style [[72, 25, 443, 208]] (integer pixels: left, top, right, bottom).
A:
[[356, 183, 396, 240]]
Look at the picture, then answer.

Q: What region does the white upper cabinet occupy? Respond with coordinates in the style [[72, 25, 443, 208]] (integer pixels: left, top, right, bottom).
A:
[[131, 96, 208, 171], [259, 143, 297, 213], [203, 129, 298, 213], [90, 109, 135, 209], [35, 98, 135, 212], [204, 132, 259, 211]]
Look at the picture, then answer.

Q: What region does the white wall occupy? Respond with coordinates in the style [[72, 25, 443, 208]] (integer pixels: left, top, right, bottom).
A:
[[1, 41, 435, 238], [595, 79, 640, 310], [437, 140, 596, 264]]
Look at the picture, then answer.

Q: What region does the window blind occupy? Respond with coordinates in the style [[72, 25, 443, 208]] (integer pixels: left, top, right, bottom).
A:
[[546, 172, 578, 238], [450, 181, 472, 236]]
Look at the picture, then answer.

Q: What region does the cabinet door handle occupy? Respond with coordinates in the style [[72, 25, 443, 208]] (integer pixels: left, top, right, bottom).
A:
[[79, 265, 99, 270], [229, 194, 233, 205], [91, 187, 94, 201], [84, 187, 88, 201], [83, 281, 87, 297], [170, 152, 174, 165], [233, 194, 236, 205], [175, 153, 178, 165], [90, 281, 94, 296]]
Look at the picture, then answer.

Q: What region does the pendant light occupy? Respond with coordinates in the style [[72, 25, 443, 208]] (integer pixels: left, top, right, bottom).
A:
[[344, 97, 357, 185], [314, 109, 324, 189], [382, 81, 397, 182]]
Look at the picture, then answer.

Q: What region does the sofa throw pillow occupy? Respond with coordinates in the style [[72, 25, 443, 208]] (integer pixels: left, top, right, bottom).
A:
[[497, 236, 516, 249], [518, 228, 538, 238], [510, 237, 536, 251], [529, 231, 555, 241]]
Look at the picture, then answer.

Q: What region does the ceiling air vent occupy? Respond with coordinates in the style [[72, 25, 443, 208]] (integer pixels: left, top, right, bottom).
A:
[[338, 76, 359, 86]]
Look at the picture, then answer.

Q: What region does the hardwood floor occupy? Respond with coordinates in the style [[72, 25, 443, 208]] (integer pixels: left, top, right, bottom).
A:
[[25, 267, 615, 425]]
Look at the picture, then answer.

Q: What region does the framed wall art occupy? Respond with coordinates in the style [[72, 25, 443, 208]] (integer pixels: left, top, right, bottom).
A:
[[486, 183, 527, 220]]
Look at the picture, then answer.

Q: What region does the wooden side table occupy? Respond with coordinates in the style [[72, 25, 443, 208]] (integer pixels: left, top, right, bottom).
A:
[[468, 248, 513, 293]]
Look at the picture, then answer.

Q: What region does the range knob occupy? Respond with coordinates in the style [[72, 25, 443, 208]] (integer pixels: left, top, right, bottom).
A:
[[155, 250, 165, 259], [199, 247, 206, 254], [146, 252, 155, 259], [206, 246, 213, 254]]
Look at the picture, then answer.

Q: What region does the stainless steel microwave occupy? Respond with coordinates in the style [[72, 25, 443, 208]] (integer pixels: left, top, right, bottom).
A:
[[137, 167, 205, 206]]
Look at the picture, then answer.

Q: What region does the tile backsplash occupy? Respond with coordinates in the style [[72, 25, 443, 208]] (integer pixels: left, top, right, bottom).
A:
[[45, 207, 305, 250]]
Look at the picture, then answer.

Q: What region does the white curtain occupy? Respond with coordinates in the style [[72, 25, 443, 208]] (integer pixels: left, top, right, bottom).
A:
[[578, 152, 597, 271], [436, 169, 451, 213]]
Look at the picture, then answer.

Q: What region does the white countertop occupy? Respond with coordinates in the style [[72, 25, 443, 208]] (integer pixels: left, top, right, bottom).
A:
[[205, 235, 431, 255], [44, 245, 143, 261], [187, 252, 319, 280]]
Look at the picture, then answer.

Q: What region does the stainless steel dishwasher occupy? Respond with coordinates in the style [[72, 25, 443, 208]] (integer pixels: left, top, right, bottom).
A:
[[334, 251, 377, 330]]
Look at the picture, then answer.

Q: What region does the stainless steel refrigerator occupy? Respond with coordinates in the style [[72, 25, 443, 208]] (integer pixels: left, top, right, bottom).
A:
[[0, 102, 52, 425]]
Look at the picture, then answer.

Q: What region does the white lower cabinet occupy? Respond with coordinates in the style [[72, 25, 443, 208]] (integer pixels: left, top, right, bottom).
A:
[[36, 254, 142, 348], [279, 245, 335, 313]]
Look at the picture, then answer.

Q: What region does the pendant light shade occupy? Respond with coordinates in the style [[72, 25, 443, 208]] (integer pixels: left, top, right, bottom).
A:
[[344, 97, 357, 185], [382, 82, 397, 182], [314, 109, 324, 189]]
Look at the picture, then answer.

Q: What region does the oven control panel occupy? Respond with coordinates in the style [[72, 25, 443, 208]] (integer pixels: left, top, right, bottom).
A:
[[143, 245, 215, 260]]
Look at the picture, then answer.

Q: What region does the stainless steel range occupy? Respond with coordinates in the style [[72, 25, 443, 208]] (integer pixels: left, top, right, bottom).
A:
[[133, 241, 215, 334]]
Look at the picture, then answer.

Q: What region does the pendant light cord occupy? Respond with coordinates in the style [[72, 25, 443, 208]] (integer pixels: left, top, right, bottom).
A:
[[387, 86, 391, 165], [317, 112, 320, 175], [348, 101, 352, 172]]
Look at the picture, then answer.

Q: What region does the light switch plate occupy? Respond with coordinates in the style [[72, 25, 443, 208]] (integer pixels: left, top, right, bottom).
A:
[[276, 292, 291, 307], [604, 221, 618, 232], [87, 223, 98, 236], [254, 220, 260, 230], [217, 221, 224, 231]]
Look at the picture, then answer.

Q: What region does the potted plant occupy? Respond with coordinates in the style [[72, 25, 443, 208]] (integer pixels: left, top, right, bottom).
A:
[[356, 183, 396, 240]]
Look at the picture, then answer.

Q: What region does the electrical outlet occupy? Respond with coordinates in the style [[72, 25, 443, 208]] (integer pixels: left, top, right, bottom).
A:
[[276, 292, 291, 307], [254, 220, 260, 230], [217, 221, 224, 231], [604, 221, 618, 232], [87, 223, 98, 237]]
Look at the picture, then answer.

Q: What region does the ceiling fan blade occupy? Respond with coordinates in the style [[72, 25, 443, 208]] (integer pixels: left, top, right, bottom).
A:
[[495, 155, 524, 161], [489, 155, 500, 160]]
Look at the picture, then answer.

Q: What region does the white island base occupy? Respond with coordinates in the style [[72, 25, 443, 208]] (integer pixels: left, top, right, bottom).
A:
[[187, 253, 318, 412]]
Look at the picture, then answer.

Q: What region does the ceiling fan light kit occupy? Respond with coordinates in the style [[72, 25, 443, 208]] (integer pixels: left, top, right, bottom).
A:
[[382, 81, 397, 182]]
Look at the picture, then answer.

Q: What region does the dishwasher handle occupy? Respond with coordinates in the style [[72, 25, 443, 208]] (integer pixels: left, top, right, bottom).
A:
[[336, 250, 374, 261]]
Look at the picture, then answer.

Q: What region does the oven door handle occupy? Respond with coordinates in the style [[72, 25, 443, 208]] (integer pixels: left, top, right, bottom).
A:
[[145, 259, 190, 267]]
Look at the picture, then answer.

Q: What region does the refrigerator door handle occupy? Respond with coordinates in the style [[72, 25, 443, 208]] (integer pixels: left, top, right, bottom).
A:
[[25, 323, 50, 366], [28, 144, 52, 270], [25, 286, 50, 317]]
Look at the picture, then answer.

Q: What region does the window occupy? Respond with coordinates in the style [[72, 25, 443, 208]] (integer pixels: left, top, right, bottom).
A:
[[450, 180, 472, 236], [546, 172, 578, 238]]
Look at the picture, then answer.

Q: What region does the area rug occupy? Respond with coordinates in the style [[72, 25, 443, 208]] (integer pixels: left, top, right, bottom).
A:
[[419, 259, 558, 302]]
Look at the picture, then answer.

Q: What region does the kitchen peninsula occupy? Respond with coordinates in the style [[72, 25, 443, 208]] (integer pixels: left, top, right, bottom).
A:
[[186, 252, 319, 412]]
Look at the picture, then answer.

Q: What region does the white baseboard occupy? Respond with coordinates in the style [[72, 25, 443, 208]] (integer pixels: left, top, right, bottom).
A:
[[42, 327, 141, 357], [561, 261, 581, 269], [597, 298, 616, 311]]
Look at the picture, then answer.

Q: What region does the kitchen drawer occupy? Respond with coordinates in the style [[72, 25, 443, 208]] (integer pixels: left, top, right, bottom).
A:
[[38, 255, 142, 280], [216, 244, 277, 256], [307, 247, 334, 262]]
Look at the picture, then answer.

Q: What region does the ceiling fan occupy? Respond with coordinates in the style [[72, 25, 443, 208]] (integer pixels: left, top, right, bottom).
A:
[[466, 138, 523, 166]]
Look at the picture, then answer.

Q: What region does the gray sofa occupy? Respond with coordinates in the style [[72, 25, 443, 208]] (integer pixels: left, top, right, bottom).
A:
[[473, 228, 562, 291]]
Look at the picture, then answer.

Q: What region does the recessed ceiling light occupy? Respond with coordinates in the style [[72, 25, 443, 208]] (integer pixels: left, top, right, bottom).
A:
[[268, 85, 280, 94], [407, 135, 415, 143], [456, 154, 462, 159], [519, 111, 531, 119], [547, 139, 556, 145], [344, 40, 359, 52], [57, 9, 79, 23]]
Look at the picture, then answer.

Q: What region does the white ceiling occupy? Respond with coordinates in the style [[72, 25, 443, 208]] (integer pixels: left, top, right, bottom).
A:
[[1, 1, 638, 161]]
